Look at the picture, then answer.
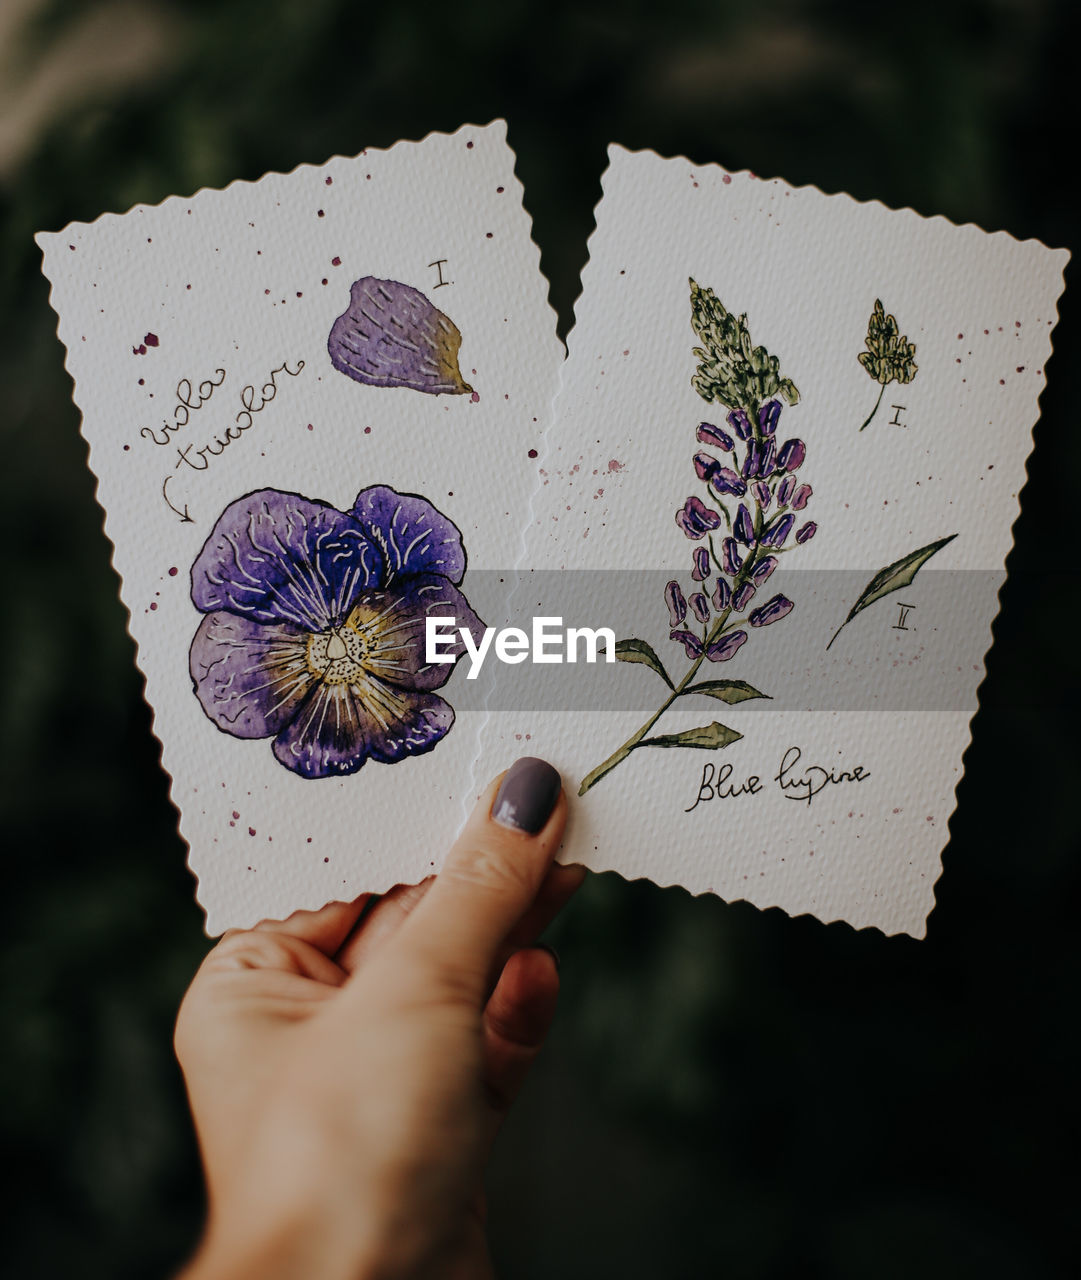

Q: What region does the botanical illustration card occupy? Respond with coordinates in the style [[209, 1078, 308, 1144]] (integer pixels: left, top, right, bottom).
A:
[[38, 121, 561, 933], [472, 144, 1067, 937]]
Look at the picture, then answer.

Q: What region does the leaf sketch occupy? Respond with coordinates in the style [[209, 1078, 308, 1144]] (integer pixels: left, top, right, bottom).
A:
[[188, 484, 483, 779], [579, 280, 813, 796], [858, 298, 918, 430], [328, 275, 474, 395], [826, 533, 957, 651]]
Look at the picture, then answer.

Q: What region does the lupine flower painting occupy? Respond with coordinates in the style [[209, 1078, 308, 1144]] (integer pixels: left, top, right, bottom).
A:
[[188, 483, 482, 779], [579, 280, 814, 795]]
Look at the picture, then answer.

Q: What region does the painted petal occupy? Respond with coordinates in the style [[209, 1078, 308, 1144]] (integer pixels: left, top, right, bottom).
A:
[[328, 276, 472, 395], [752, 554, 779, 582], [676, 496, 722, 539], [777, 438, 806, 472], [790, 483, 812, 511], [706, 630, 748, 662], [272, 680, 454, 778], [710, 467, 747, 498], [191, 489, 382, 631], [344, 576, 484, 692], [795, 520, 817, 544], [665, 580, 688, 626], [733, 580, 757, 610], [189, 611, 314, 739], [734, 503, 755, 546], [691, 547, 710, 582], [350, 485, 466, 584], [689, 592, 711, 624], [712, 577, 731, 610], [670, 629, 704, 659], [694, 451, 720, 482], [697, 422, 734, 451], [749, 594, 795, 627], [758, 399, 781, 435], [727, 408, 753, 440]]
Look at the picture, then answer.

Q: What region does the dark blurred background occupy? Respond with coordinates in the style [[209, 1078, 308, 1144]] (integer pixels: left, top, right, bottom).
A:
[[2, 1, 1078, 1276]]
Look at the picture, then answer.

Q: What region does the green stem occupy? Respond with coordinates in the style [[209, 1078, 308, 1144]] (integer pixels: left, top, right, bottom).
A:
[[859, 383, 885, 432]]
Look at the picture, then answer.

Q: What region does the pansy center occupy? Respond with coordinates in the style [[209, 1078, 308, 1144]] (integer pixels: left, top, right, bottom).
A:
[[306, 621, 372, 685]]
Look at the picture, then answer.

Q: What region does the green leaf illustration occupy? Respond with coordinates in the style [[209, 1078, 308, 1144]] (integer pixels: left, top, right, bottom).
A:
[[826, 533, 958, 650], [610, 638, 674, 689], [638, 721, 744, 750], [685, 679, 771, 704], [689, 278, 799, 417]]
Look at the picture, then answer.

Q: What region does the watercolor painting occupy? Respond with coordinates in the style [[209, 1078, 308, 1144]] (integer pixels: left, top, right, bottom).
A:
[[579, 279, 815, 795], [188, 483, 483, 779], [857, 298, 918, 430], [328, 276, 474, 395]]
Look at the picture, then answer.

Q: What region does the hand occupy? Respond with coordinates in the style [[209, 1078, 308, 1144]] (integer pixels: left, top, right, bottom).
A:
[[175, 758, 579, 1280]]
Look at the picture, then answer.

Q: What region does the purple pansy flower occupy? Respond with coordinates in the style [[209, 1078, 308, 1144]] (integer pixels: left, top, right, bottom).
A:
[[188, 484, 483, 779]]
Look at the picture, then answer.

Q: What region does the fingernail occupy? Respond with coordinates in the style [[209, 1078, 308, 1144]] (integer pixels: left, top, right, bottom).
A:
[[537, 942, 561, 972], [492, 757, 562, 834]]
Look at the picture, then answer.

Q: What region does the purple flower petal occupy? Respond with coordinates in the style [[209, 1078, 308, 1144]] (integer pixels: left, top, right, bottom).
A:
[[752, 554, 778, 582], [676, 496, 722, 539], [328, 276, 472, 395], [670, 629, 704, 659], [727, 408, 754, 440], [751, 481, 772, 511], [777, 438, 806, 472], [191, 490, 383, 631], [712, 577, 731, 610], [689, 592, 711, 624], [733, 580, 757, 610], [691, 547, 711, 582], [190, 611, 314, 739], [665, 580, 687, 626], [749, 594, 794, 627], [795, 520, 817, 544], [706, 630, 748, 662], [762, 513, 795, 548], [697, 422, 734, 451], [272, 681, 454, 777], [734, 503, 755, 546], [721, 537, 743, 575], [758, 400, 781, 435], [710, 467, 747, 498], [741, 441, 761, 479], [759, 436, 777, 475], [790, 483, 812, 511], [694, 451, 720, 482], [777, 475, 796, 506], [350, 485, 466, 584]]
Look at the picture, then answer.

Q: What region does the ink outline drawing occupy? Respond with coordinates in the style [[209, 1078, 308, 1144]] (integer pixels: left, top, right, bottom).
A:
[[579, 278, 816, 795], [328, 276, 474, 396], [857, 298, 917, 430], [188, 482, 483, 779]]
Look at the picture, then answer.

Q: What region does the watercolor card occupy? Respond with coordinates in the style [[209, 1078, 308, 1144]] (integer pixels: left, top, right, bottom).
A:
[[470, 144, 1068, 937], [37, 121, 561, 933]]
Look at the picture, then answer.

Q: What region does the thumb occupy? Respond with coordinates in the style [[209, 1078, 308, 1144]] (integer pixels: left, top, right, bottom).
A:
[[387, 758, 566, 1005]]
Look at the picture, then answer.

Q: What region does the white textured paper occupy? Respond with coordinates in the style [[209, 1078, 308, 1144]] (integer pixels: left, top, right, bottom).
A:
[[472, 145, 1068, 937], [38, 121, 560, 933]]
